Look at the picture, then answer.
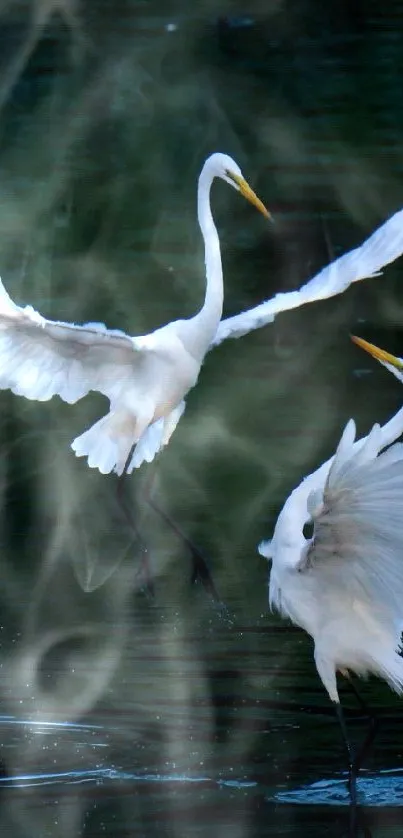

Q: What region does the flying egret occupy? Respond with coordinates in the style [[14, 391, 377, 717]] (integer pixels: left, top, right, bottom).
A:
[[259, 404, 403, 802], [1, 163, 403, 474], [0, 153, 269, 600], [351, 334, 403, 383], [0, 152, 269, 476]]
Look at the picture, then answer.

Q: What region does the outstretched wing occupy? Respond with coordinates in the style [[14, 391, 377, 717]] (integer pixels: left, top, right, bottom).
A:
[[211, 207, 403, 347], [303, 421, 403, 622], [0, 278, 148, 405]]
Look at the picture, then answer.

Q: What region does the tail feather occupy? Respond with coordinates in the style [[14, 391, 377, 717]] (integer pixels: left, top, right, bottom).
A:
[[71, 401, 186, 476], [72, 413, 135, 476], [126, 401, 186, 473], [127, 419, 165, 472], [71, 411, 166, 476]]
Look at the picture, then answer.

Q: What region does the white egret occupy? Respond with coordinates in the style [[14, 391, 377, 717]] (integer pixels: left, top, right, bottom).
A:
[[0, 152, 270, 601], [351, 334, 403, 383], [259, 404, 403, 802], [0, 152, 269, 476]]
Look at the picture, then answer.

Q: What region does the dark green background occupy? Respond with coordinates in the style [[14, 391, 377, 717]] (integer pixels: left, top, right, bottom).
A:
[[0, 2, 402, 836]]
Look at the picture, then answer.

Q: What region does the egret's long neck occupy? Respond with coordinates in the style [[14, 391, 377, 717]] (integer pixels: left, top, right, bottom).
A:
[[179, 166, 224, 360]]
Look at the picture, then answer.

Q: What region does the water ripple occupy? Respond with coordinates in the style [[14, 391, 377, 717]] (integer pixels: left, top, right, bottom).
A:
[[274, 769, 403, 807]]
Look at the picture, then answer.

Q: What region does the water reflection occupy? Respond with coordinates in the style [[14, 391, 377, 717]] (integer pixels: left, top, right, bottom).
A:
[[0, 3, 402, 838]]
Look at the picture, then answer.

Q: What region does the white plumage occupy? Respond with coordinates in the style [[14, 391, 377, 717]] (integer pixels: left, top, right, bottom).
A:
[[212, 206, 403, 346], [0, 292, 197, 475], [0, 153, 269, 475], [260, 405, 403, 704]]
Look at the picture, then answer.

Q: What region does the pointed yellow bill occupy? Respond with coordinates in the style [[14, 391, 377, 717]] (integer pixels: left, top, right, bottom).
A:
[[351, 335, 403, 370], [227, 171, 272, 220]]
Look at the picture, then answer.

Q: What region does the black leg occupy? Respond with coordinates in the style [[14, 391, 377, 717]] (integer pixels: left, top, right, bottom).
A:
[[142, 466, 225, 608], [334, 701, 358, 807], [344, 675, 370, 714], [116, 447, 155, 597], [344, 675, 379, 773], [335, 678, 380, 835], [116, 453, 227, 611]]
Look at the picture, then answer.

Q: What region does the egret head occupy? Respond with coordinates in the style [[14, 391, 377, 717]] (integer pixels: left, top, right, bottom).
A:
[[204, 153, 271, 219], [351, 335, 403, 383], [259, 492, 313, 572]]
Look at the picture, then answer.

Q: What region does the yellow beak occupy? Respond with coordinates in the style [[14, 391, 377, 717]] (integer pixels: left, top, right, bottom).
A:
[[351, 335, 403, 370], [230, 173, 272, 220]]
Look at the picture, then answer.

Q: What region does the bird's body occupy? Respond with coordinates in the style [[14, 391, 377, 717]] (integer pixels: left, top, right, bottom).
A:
[[269, 538, 403, 704], [260, 332, 403, 799], [260, 407, 403, 704], [72, 324, 201, 475], [0, 285, 201, 474], [0, 153, 269, 475]]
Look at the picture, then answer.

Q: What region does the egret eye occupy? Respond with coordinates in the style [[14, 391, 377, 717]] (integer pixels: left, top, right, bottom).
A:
[[303, 520, 315, 540]]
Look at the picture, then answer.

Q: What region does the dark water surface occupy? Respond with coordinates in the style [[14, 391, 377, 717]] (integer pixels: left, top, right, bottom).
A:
[[0, 2, 403, 836]]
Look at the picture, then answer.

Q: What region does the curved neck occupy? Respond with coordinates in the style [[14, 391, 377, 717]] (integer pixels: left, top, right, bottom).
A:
[[179, 164, 224, 360]]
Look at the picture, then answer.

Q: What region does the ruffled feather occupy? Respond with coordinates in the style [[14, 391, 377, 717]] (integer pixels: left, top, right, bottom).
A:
[[305, 427, 403, 623]]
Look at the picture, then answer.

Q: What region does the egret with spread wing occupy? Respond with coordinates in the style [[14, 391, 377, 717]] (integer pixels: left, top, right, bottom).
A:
[[212, 205, 403, 347], [2, 171, 403, 475], [259, 405, 403, 802], [0, 153, 269, 476]]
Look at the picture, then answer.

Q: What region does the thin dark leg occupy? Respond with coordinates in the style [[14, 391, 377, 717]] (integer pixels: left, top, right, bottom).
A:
[[335, 682, 379, 834], [116, 451, 142, 542], [334, 701, 357, 807], [143, 466, 224, 607], [116, 453, 227, 611], [344, 675, 379, 773], [345, 676, 371, 715], [116, 447, 154, 597]]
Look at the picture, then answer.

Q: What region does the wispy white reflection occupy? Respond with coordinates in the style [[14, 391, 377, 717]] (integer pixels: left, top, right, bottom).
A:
[[0, 767, 258, 790], [0, 715, 104, 731]]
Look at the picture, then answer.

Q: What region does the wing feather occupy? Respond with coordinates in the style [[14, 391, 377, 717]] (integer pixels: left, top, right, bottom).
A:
[[211, 207, 403, 347], [305, 434, 403, 622], [0, 278, 147, 405]]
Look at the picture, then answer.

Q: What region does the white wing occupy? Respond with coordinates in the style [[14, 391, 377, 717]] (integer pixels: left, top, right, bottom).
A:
[[0, 278, 152, 405], [211, 208, 403, 347], [303, 422, 403, 623]]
